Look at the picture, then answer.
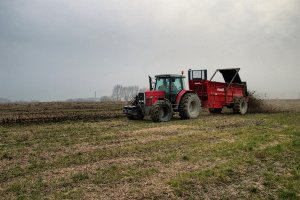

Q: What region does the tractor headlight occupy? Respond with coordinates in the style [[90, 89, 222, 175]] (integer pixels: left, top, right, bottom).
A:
[[138, 93, 145, 103]]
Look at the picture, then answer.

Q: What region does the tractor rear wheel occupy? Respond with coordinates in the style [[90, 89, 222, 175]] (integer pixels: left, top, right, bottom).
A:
[[209, 108, 222, 114], [233, 97, 248, 115], [150, 100, 173, 122], [179, 93, 201, 119]]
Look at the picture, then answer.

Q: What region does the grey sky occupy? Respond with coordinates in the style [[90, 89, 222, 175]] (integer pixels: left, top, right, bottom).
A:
[[0, 0, 299, 101]]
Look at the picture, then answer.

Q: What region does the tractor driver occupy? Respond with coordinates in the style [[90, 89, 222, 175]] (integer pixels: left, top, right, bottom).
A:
[[158, 80, 169, 92], [171, 81, 177, 92]]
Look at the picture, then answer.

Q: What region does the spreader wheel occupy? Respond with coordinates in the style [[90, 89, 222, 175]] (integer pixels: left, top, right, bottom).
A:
[[150, 100, 173, 122], [233, 97, 248, 115], [179, 93, 201, 119]]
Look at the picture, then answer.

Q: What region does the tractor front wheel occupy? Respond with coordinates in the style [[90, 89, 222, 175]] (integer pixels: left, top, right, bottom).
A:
[[233, 97, 248, 115], [127, 114, 144, 120], [179, 93, 201, 119], [127, 115, 135, 120], [150, 100, 173, 122]]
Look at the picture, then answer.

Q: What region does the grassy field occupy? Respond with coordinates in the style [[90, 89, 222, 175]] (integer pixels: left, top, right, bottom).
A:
[[0, 101, 299, 199]]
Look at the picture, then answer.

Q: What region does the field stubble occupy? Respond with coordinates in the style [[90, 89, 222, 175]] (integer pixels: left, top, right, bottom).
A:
[[0, 100, 299, 199]]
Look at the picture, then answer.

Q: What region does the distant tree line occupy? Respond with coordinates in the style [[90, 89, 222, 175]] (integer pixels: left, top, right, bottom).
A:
[[1, 85, 148, 103], [0, 97, 11, 103], [109, 85, 147, 101]]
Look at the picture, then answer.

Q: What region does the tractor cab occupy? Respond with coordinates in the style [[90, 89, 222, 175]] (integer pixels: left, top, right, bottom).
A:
[[152, 74, 185, 103]]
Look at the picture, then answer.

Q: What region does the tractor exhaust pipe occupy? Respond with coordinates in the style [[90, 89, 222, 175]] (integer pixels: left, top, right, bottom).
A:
[[148, 76, 153, 90]]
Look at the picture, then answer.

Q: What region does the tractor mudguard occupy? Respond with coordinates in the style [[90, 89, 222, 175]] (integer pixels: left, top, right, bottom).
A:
[[175, 90, 195, 105]]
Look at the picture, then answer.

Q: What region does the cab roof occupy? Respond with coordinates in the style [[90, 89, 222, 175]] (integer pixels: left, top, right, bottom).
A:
[[155, 74, 185, 78]]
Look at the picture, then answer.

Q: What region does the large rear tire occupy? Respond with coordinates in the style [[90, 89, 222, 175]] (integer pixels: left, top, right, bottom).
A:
[[150, 100, 173, 122], [179, 93, 201, 119], [233, 97, 248, 115]]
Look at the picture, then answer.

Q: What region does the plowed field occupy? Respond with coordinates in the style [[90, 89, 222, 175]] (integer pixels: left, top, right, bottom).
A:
[[0, 102, 125, 124]]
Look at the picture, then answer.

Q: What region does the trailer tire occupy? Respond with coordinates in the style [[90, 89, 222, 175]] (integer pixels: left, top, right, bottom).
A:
[[233, 97, 248, 115], [179, 93, 201, 119], [150, 100, 173, 122], [209, 108, 222, 114]]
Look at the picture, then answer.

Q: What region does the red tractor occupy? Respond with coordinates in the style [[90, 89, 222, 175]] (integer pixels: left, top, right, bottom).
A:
[[123, 68, 249, 122]]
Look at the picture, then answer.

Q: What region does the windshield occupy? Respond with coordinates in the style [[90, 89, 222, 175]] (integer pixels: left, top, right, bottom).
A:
[[155, 78, 170, 92], [155, 77, 184, 93]]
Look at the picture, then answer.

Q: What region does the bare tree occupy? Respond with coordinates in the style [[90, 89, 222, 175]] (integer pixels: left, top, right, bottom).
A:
[[123, 86, 140, 101], [139, 87, 147, 93], [100, 96, 111, 102], [122, 86, 130, 101], [111, 85, 143, 101], [111, 85, 123, 101]]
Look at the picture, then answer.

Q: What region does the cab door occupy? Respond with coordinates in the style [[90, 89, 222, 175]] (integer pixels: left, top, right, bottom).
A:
[[155, 77, 170, 99], [170, 78, 183, 104]]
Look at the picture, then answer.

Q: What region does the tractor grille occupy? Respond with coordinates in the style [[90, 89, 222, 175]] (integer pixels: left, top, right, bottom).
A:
[[138, 93, 145, 102]]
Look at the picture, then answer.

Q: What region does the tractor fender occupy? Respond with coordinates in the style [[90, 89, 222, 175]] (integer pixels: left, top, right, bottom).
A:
[[158, 98, 172, 105], [175, 90, 196, 105], [152, 97, 170, 107]]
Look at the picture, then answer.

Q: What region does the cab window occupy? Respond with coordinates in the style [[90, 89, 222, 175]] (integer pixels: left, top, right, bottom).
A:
[[171, 78, 183, 93], [155, 78, 170, 92]]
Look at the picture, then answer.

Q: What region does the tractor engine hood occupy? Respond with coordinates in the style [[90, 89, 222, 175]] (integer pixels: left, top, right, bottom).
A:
[[144, 90, 165, 106]]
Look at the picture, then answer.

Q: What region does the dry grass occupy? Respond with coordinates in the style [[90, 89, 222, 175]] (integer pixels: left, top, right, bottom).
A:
[[0, 101, 299, 199]]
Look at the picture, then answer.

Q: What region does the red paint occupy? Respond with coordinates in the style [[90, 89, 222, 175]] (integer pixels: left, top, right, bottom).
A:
[[175, 89, 193, 105], [189, 79, 247, 109], [144, 90, 165, 106]]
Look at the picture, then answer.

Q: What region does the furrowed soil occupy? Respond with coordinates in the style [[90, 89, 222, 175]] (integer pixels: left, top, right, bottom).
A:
[[0, 102, 126, 124], [0, 100, 299, 199]]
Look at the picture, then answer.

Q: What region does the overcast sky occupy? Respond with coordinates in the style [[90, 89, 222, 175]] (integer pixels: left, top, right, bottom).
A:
[[0, 0, 299, 101]]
